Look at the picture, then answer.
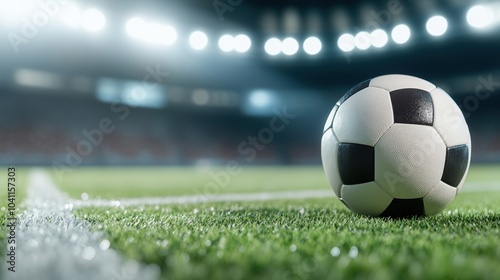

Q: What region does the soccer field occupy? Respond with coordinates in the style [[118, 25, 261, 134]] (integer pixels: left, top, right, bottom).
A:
[[3, 0, 500, 279], [2, 165, 500, 280]]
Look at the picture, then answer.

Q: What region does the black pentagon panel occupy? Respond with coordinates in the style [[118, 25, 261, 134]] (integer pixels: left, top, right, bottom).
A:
[[441, 144, 469, 187], [336, 79, 371, 106], [380, 198, 425, 218], [390, 88, 434, 126], [337, 143, 374, 185]]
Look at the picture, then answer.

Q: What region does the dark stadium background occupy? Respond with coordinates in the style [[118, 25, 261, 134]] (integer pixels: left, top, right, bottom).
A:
[[0, 0, 499, 166]]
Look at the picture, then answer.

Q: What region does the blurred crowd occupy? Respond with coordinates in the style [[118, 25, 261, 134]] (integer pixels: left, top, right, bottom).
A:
[[0, 92, 499, 166]]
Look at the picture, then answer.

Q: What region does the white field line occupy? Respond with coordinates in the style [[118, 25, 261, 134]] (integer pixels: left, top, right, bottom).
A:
[[3, 170, 160, 280], [71, 181, 499, 209], [73, 190, 335, 208]]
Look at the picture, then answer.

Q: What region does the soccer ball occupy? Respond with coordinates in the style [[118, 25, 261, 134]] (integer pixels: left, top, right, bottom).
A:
[[321, 74, 471, 217]]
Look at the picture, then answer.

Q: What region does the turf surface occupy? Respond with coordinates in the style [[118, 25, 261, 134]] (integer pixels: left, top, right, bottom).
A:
[[67, 165, 500, 279], [51, 166, 329, 199], [2, 165, 500, 279], [53, 165, 500, 199], [77, 192, 500, 280]]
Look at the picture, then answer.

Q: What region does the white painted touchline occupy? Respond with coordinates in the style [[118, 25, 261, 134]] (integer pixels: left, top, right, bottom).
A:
[[2, 170, 160, 280], [72, 190, 336, 208], [71, 182, 498, 209]]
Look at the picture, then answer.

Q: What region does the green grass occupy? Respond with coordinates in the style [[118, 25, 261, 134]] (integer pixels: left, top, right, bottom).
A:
[[463, 165, 500, 182], [52, 166, 330, 199], [4, 165, 500, 279], [53, 165, 500, 199], [77, 192, 500, 280]]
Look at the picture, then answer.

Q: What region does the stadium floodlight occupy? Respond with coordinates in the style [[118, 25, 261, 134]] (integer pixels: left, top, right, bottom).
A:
[[370, 29, 388, 48], [303, 36, 322, 55], [264, 38, 281, 56], [281, 37, 299, 56], [391, 24, 411, 44], [81, 8, 106, 32], [354, 31, 371, 50], [158, 25, 177, 45], [234, 34, 252, 53], [143, 23, 177, 45], [127, 19, 176, 45], [126, 17, 146, 39], [60, 3, 81, 28], [466, 5, 494, 29], [426, 15, 448, 36], [218, 35, 235, 52], [0, 0, 33, 25], [189, 31, 208, 50], [337, 33, 355, 52]]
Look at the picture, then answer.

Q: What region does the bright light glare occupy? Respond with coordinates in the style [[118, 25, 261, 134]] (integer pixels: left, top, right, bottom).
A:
[[466, 5, 494, 29], [370, 29, 388, 48], [264, 38, 281, 56], [337, 33, 355, 52], [426, 16, 448, 36], [234, 34, 252, 53], [354, 31, 371, 50], [126, 19, 177, 45], [303, 37, 322, 55], [60, 4, 81, 28], [391, 24, 411, 44], [189, 31, 208, 50], [126, 17, 146, 38], [281, 37, 299, 56], [158, 25, 177, 45], [0, 0, 37, 24], [1, 0, 29, 14], [143, 24, 160, 43], [218, 35, 235, 52], [81, 8, 106, 32], [249, 91, 271, 108]]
